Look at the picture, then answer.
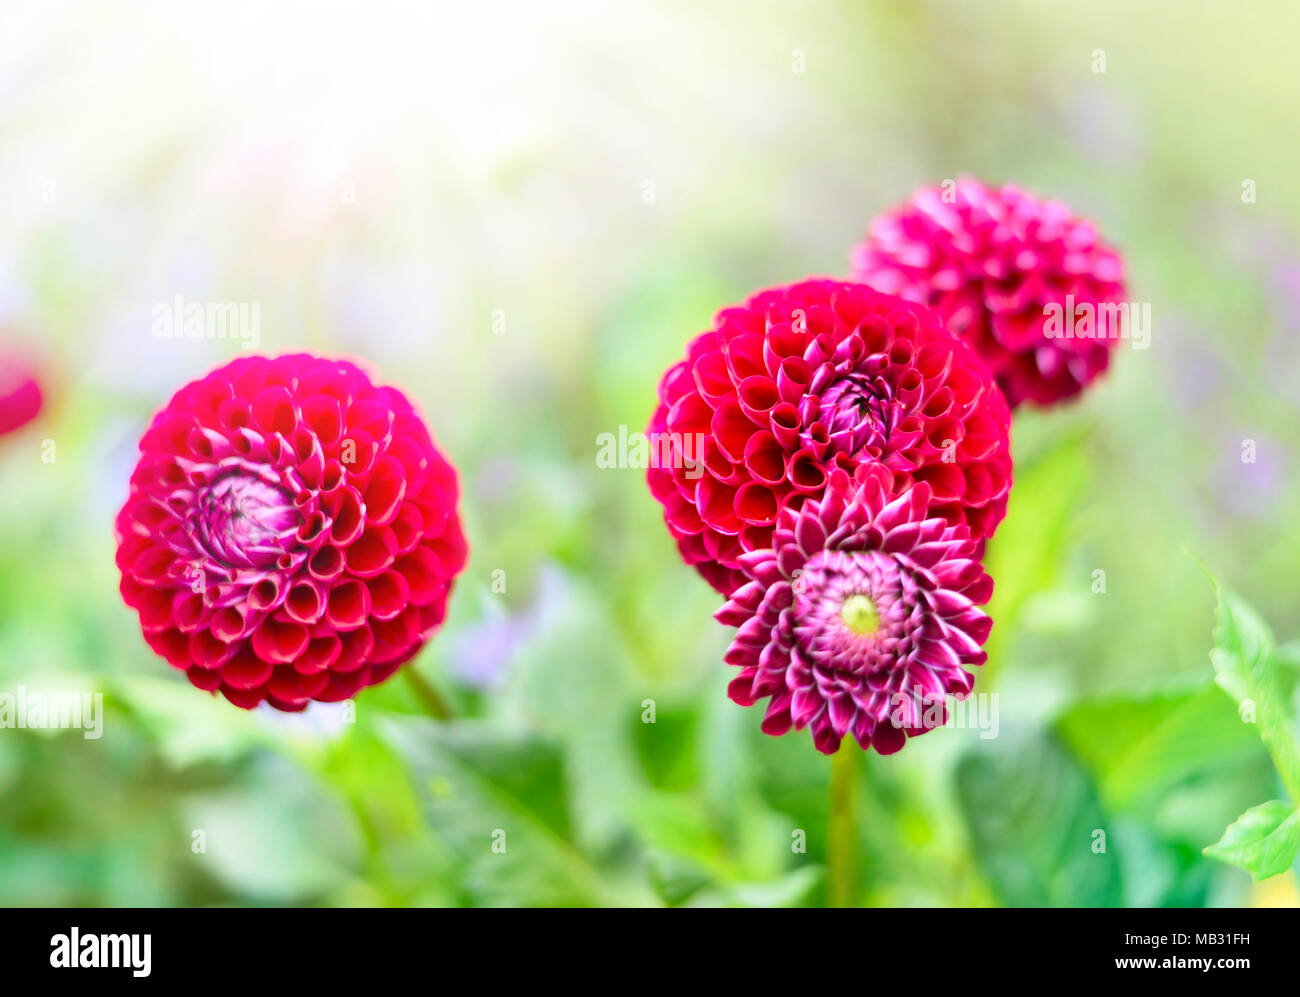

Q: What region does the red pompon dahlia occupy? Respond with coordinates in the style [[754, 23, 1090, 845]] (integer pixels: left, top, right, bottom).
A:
[[647, 278, 1012, 596], [0, 351, 43, 435], [851, 178, 1128, 407], [717, 467, 992, 755], [115, 354, 468, 711]]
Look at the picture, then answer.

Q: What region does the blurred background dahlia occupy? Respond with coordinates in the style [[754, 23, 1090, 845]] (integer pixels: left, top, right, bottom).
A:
[[0, 348, 44, 435], [852, 178, 1128, 407]]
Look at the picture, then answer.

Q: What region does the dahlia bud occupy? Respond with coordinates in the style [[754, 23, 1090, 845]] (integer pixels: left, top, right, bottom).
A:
[[717, 467, 993, 755], [115, 354, 468, 711], [852, 178, 1128, 407], [647, 279, 1012, 595]]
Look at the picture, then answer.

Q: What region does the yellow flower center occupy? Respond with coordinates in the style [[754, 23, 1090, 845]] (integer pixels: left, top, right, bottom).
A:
[[839, 593, 879, 636]]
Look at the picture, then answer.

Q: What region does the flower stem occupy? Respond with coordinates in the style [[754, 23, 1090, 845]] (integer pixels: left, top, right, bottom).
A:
[[828, 739, 860, 908], [406, 667, 454, 720]]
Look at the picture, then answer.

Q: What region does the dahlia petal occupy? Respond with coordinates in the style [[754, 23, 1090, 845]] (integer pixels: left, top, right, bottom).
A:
[[364, 456, 408, 526], [810, 717, 841, 755], [760, 694, 794, 736], [345, 526, 398, 578], [210, 607, 248, 642], [692, 349, 734, 405], [328, 486, 366, 545], [927, 588, 976, 615], [333, 626, 375, 673], [723, 333, 766, 382], [793, 510, 827, 557], [220, 685, 265, 709], [308, 544, 346, 581], [742, 430, 786, 485], [715, 580, 764, 625], [695, 476, 741, 534], [726, 669, 759, 706], [871, 721, 906, 755], [145, 628, 191, 668], [250, 617, 310, 665], [300, 395, 344, 447], [730, 481, 775, 527], [701, 528, 743, 564], [221, 647, 274, 690], [710, 402, 755, 464], [248, 576, 284, 613], [188, 630, 235, 669], [736, 375, 779, 425], [368, 570, 412, 621], [723, 642, 759, 669], [826, 691, 857, 736], [786, 449, 828, 494], [284, 579, 326, 624], [327, 579, 372, 631], [267, 665, 330, 705], [767, 402, 801, 450], [187, 665, 223, 691], [790, 684, 823, 727]]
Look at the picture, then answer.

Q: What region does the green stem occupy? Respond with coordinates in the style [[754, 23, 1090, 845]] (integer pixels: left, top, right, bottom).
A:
[[828, 739, 860, 908], [405, 667, 454, 720]]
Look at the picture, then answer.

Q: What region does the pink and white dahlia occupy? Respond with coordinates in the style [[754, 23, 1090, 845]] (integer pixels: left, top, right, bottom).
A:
[[115, 354, 467, 711], [647, 278, 1012, 596], [852, 178, 1128, 407], [717, 467, 992, 755]]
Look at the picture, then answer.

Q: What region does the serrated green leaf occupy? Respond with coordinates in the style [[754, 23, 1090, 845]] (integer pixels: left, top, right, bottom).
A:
[[1208, 582, 1300, 802], [957, 734, 1122, 907], [1203, 800, 1300, 881], [381, 717, 623, 906]]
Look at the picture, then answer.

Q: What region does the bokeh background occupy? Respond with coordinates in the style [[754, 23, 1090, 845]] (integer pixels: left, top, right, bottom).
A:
[[1, 0, 1298, 907]]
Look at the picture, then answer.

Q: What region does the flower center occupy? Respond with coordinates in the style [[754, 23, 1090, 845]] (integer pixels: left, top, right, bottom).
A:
[[195, 468, 300, 570], [839, 593, 879, 635], [792, 549, 917, 677], [802, 372, 893, 461]]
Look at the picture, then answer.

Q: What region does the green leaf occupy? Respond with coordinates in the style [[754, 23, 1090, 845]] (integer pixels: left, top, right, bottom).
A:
[[1109, 820, 1212, 908], [504, 570, 651, 849], [631, 702, 699, 791], [1203, 800, 1300, 881], [381, 717, 625, 906], [1207, 582, 1300, 802], [109, 674, 268, 768], [181, 756, 360, 902], [1276, 639, 1300, 674], [628, 790, 728, 871], [1056, 684, 1266, 811], [681, 866, 823, 908], [956, 734, 1122, 907]]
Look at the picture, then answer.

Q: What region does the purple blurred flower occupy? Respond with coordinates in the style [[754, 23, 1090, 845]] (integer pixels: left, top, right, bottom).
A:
[[445, 564, 566, 690]]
